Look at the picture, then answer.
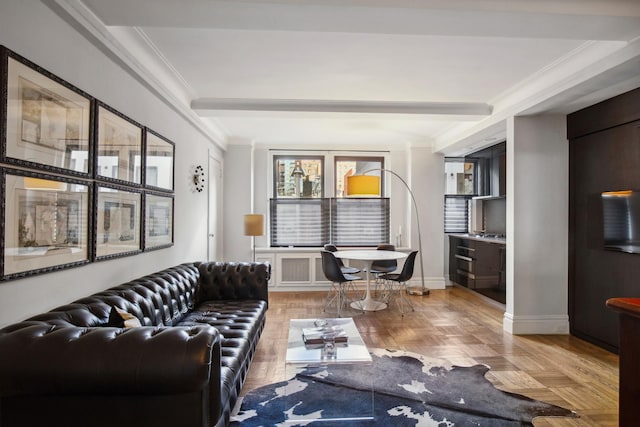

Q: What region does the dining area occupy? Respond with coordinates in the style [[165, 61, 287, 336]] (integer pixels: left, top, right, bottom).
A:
[[320, 244, 421, 317]]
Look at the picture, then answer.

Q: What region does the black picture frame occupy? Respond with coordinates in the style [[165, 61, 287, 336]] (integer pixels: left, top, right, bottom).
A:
[[0, 46, 93, 177], [144, 128, 175, 192], [94, 101, 143, 186], [94, 182, 142, 261], [1, 167, 92, 280], [143, 191, 174, 251]]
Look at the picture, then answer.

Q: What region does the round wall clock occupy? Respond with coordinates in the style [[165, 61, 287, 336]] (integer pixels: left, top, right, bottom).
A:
[[193, 165, 205, 192]]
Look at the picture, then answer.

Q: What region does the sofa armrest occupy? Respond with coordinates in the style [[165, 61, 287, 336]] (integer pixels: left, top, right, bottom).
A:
[[0, 323, 220, 396], [197, 261, 270, 306]]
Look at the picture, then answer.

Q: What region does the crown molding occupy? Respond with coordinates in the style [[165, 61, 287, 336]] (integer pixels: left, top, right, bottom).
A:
[[49, 0, 228, 150], [433, 38, 640, 154]]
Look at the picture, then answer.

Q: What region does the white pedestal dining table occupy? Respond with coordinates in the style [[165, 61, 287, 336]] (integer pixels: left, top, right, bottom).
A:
[[333, 249, 408, 312]]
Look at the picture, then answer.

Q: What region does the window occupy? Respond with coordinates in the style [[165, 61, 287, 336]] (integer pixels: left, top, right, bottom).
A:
[[274, 156, 323, 198], [270, 198, 330, 247], [333, 156, 388, 246], [270, 153, 390, 247], [444, 158, 477, 233], [334, 156, 384, 197]]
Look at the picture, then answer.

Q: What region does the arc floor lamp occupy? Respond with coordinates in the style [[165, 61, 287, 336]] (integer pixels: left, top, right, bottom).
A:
[[346, 169, 429, 296]]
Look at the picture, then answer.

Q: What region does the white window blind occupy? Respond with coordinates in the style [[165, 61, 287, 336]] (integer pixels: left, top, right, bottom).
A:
[[270, 198, 390, 247], [331, 198, 390, 246], [270, 199, 330, 247], [444, 196, 470, 233]]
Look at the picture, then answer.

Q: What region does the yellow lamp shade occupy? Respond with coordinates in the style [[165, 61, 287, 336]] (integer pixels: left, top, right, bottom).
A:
[[244, 214, 264, 236], [346, 175, 380, 196]]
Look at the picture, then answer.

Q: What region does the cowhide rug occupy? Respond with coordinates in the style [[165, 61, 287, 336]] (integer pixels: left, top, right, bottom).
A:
[[231, 348, 577, 426]]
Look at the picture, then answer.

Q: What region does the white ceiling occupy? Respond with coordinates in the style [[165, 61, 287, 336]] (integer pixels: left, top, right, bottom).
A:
[[53, 0, 640, 154]]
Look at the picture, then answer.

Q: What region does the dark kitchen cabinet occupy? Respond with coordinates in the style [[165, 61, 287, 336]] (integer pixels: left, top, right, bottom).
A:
[[466, 141, 506, 197], [568, 86, 640, 353], [449, 235, 505, 304], [449, 236, 474, 287], [474, 240, 502, 289]]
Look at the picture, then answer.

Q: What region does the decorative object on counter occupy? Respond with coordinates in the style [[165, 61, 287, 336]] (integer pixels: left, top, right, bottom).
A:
[[244, 214, 264, 262], [395, 225, 402, 247], [230, 348, 577, 426], [346, 168, 429, 296]]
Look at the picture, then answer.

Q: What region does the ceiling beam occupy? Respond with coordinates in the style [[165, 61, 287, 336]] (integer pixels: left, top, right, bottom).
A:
[[191, 98, 492, 116], [82, 0, 640, 40]]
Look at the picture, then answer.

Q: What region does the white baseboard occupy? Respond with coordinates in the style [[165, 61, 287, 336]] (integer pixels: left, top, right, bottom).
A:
[[503, 312, 570, 335], [268, 276, 446, 292], [407, 276, 446, 290]]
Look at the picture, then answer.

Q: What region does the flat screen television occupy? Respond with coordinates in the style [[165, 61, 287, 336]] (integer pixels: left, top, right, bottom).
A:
[[602, 190, 640, 254]]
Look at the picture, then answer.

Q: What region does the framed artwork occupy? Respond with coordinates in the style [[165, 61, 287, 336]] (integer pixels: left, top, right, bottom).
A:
[[144, 192, 174, 251], [1, 46, 92, 176], [145, 129, 174, 192], [95, 102, 143, 185], [94, 183, 142, 260], [1, 168, 91, 280]]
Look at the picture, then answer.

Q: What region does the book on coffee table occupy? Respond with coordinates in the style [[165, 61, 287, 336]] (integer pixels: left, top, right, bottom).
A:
[[302, 327, 348, 345]]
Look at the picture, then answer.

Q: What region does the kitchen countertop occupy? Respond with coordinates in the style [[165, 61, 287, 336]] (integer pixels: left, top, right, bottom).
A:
[[448, 233, 506, 244]]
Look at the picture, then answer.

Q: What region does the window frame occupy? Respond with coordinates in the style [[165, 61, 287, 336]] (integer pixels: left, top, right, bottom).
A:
[[334, 155, 385, 198], [268, 151, 391, 247], [444, 157, 479, 234], [272, 155, 325, 199]]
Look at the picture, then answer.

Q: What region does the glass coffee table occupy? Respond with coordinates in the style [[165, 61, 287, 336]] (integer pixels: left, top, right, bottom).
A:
[[285, 318, 373, 423]]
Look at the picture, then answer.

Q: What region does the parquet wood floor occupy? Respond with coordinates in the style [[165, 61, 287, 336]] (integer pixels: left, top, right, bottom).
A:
[[242, 285, 619, 426]]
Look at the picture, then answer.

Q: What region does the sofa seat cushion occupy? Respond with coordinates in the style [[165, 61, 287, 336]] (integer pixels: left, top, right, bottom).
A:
[[179, 300, 266, 367], [179, 301, 266, 338]]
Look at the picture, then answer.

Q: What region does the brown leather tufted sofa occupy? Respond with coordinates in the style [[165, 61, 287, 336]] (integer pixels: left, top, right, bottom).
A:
[[0, 261, 270, 427]]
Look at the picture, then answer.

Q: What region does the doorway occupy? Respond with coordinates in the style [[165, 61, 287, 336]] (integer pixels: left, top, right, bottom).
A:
[[208, 153, 223, 261]]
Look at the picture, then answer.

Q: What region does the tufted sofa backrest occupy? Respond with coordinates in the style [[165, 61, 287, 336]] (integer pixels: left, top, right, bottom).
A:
[[23, 263, 200, 328], [197, 261, 270, 306]]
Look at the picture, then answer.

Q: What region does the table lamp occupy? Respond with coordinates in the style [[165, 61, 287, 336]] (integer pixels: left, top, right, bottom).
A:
[[244, 214, 264, 262]]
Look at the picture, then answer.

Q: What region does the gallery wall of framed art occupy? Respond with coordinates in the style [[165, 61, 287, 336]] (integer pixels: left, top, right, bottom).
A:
[[0, 45, 175, 281]]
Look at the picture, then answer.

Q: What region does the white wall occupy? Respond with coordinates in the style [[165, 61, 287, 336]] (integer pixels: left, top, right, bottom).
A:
[[410, 147, 446, 288], [0, 2, 219, 327], [222, 144, 254, 261], [504, 115, 569, 334]]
